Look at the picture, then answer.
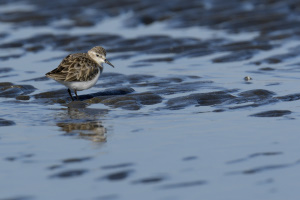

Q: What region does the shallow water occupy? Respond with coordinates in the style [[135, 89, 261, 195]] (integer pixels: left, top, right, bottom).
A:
[[1, 0, 300, 199]]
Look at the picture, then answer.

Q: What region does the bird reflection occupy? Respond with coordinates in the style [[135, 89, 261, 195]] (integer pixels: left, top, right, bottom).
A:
[[57, 121, 106, 142], [56, 103, 109, 142]]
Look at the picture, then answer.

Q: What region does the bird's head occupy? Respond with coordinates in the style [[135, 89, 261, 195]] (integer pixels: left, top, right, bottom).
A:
[[88, 46, 114, 68]]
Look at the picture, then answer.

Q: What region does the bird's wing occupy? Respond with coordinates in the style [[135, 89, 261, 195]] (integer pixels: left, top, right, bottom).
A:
[[46, 54, 100, 82]]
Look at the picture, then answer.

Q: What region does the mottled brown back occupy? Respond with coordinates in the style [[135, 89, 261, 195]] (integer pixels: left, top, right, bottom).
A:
[[46, 53, 101, 82]]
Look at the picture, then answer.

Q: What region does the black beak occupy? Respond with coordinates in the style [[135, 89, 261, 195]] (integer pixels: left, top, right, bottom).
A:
[[105, 59, 114, 68]]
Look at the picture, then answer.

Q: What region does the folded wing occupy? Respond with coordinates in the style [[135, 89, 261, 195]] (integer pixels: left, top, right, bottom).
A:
[[46, 54, 99, 82]]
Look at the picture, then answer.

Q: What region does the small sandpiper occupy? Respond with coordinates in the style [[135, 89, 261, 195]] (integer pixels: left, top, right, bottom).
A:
[[46, 46, 114, 101]]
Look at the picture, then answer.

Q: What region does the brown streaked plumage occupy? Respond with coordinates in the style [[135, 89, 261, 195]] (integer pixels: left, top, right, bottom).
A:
[[45, 46, 114, 101], [46, 53, 100, 82]]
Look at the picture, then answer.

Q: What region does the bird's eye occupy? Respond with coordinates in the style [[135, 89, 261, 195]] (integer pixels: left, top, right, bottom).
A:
[[96, 54, 99, 57]]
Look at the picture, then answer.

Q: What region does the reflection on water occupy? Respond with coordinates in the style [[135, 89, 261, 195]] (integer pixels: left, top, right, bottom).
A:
[[56, 106, 108, 142], [57, 121, 106, 142]]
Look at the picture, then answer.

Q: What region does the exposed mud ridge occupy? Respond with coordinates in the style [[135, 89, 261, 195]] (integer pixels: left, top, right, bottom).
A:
[[0, 82, 36, 99], [1, 70, 298, 115], [30, 73, 207, 110], [250, 110, 292, 117], [1, 0, 300, 36], [0, 0, 300, 71], [0, 118, 16, 126], [0, 32, 275, 63]]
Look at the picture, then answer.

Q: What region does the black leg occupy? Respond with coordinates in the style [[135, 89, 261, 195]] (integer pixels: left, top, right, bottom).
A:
[[75, 90, 79, 100], [68, 89, 74, 101]]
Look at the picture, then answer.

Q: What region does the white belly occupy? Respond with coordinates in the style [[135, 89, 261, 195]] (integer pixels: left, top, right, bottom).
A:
[[58, 70, 101, 91]]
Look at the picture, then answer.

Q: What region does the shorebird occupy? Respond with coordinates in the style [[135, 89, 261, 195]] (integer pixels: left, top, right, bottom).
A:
[[46, 46, 114, 101]]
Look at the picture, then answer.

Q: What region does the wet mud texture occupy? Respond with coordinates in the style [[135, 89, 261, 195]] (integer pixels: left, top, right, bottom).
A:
[[1, 0, 300, 64], [0, 70, 297, 122], [1, 73, 297, 117], [0, 82, 35, 99], [2, 1, 300, 199], [0, 118, 15, 126], [0, 0, 298, 145], [1, 0, 300, 35]]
